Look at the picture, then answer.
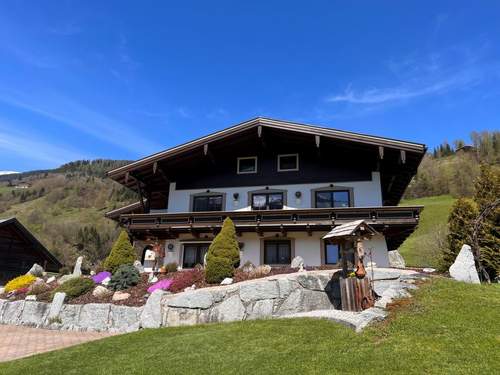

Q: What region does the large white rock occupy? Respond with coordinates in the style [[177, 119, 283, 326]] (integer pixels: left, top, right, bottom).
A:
[[291, 256, 304, 269], [449, 245, 480, 284], [93, 286, 113, 298], [167, 289, 214, 309], [133, 260, 145, 274], [112, 291, 130, 301], [211, 294, 245, 322], [388, 250, 406, 269], [240, 280, 279, 302], [73, 256, 83, 276], [141, 289, 166, 328], [47, 292, 66, 320], [27, 263, 44, 277], [220, 278, 233, 285]]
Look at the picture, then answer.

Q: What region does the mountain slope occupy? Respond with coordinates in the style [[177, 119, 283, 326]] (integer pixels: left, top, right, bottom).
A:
[[0, 160, 136, 268], [399, 195, 455, 267]]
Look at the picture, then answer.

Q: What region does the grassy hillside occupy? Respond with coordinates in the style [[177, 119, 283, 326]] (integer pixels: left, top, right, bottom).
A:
[[399, 195, 455, 267], [0, 161, 135, 268], [1, 278, 498, 374]]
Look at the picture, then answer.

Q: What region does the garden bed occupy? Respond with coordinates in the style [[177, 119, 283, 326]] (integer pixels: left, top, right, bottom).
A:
[[0, 265, 340, 307]]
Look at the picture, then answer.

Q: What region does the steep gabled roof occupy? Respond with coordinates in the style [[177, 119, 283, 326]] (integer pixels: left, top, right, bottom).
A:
[[107, 117, 426, 178], [0, 217, 62, 271]]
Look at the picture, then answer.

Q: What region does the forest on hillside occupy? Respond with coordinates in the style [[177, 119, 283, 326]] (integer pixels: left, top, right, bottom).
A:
[[0, 160, 136, 269], [404, 130, 500, 199]]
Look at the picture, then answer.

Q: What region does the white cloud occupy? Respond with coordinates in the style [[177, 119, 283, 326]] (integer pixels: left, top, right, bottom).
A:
[[0, 90, 163, 155], [0, 126, 90, 166]]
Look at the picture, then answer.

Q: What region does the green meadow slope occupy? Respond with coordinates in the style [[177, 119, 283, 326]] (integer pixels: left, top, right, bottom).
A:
[[399, 195, 455, 267], [1, 279, 498, 374]]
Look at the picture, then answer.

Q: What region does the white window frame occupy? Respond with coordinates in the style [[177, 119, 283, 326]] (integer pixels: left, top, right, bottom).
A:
[[277, 153, 299, 172], [237, 156, 258, 174]]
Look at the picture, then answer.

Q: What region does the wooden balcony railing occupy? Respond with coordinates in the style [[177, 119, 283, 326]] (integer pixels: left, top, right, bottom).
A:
[[119, 206, 423, 231]]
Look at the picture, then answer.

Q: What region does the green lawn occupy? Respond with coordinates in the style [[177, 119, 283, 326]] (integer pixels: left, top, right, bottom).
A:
[[399, 195, 456, 267], [1, 278, 498, 374]]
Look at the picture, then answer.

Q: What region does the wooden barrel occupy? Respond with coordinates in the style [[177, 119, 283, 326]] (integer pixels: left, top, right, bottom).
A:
[[339, 277, 374, 312]]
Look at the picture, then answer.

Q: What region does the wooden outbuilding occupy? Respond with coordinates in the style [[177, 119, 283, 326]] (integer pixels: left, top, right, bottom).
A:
[[0, 218, 61, 283]]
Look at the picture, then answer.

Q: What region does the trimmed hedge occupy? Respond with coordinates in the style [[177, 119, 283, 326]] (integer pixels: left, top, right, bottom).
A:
[[103, 230, 137, 273]]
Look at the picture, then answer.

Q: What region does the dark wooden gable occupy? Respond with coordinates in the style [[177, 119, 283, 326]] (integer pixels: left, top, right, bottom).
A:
[[0, 218, 61, 281], [107, 118, 426, 210]]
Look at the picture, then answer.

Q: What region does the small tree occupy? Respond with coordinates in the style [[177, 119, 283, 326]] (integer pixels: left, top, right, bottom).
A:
[[444, 198, 478, 271], [472, 164, 500, 279], [205, 218, 240, 283], [103, 230, 136, 273]]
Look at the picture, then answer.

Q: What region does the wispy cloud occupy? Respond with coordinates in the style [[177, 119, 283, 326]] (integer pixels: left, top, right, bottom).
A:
[[0, 122, 90, 166], [0, 89, 162, 155], [325, 43, 496, 107], [206, 108, 229, 120]]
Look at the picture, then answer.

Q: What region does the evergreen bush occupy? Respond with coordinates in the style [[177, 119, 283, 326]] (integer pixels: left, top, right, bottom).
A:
[[206, 217, 240, 267], [51, 277, 94, 300], [205, 217, 240, 283], [108, 264, 140, 291], [472, 164, 500, 279], [205, 257, 234, 284], [103, 230, 136, 273], [444, 197, 478, 271]]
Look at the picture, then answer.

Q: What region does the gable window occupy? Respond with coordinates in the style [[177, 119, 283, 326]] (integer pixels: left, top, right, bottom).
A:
[[237, 156, 257, 174], [264, 240, 291, 265], [252, 192, 284, 210], [278, 154, 299, 172], [315, 190, 350, 208], [192, 195, 223, 212]]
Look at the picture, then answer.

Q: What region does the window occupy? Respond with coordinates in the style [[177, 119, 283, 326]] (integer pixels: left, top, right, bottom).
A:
[[264, 240, 291, 265], [252, 192, 284, 210], [278, 154, 299, 171], [315, 190, 350, 208], [192, 195, 223, 212], [183, 243, 209, 268], [324, 242, 340, 264], [237, 156, 257, 174]]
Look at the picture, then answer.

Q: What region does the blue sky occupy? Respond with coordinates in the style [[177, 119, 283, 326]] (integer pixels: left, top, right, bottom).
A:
[[0, 1, 499, 171]]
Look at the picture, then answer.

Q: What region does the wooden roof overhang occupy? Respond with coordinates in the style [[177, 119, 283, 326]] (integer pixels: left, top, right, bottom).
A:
[[0, 217, 62, 272], [106, 117, 426, 207], [117, 206, 423, 249]]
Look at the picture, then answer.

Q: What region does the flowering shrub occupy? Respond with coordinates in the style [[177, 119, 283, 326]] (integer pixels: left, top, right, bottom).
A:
[[4, 274, 36, 293], [147, 279, 173, 293], [169, 269, 205, 293]]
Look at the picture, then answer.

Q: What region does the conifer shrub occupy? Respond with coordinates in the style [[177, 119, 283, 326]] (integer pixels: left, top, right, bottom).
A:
[[206, 217, 240, 267], [103, 230, 137, 273], [51, 277, 94, 300], [205, 217, 240, 283], [4, 274, 36, 293], [205, 256, 234, 284], [108, 264, 140, 291], [444, 197, 478, 271], [472, 164, 500, 279]]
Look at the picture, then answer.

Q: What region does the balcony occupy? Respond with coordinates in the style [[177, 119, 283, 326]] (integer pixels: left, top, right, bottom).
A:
[[118, 206, 423, 236]]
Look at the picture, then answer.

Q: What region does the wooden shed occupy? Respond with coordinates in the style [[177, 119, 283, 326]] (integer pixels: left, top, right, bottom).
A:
[[0, 218, 61, 283]]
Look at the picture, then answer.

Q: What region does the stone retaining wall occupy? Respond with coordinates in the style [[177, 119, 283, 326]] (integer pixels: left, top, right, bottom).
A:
[[0, 269, 417, 333]]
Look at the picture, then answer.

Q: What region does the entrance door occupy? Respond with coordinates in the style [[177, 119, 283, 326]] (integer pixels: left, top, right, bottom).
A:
[[183, 243, 209, 268]]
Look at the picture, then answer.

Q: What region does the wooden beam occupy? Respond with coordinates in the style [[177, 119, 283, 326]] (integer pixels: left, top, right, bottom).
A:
[[153, 161, 158, 175], [400, 150, 406, 164], [378, 146, 384, 160], [257, 125, 262, 138], [136, 180, 146, 213], [315, 135, 320, 148]]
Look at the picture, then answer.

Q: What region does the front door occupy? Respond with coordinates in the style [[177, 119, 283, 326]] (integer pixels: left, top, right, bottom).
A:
[[182, 243, 209, 268], [264, 240, 291, 265]]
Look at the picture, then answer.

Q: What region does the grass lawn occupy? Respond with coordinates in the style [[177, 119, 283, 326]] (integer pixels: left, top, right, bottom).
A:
[[1, 278, 498, 374], [399, 195, 456, 267]]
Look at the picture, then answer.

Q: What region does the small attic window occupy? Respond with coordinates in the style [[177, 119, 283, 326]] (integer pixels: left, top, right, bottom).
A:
[[278, 154, 299, 172], [237, 156, 257, 174]]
